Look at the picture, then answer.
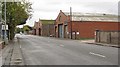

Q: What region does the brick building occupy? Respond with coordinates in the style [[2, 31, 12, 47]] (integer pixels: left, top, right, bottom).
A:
[[42, 24, 54, 37], [55, 10, 119, 39], [33, 19, 54, 37], [33, 20, 42, 35]]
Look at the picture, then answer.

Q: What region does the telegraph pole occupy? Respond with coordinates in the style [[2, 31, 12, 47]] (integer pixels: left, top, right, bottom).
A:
[[0, 1, 2, 39], [70, 7, 72, 39], [4, 0, 7, 44]]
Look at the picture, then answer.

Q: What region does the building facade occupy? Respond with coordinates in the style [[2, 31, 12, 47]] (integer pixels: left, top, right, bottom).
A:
[[33, 19, 55, 37], [33, 20, 42, 35], [55, 10, 119, 39], [42, 24, 54, 37]]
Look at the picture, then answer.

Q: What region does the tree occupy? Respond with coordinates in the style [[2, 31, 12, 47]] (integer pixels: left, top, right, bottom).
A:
[[16, 27, 21, 33], [15, 27, 23, 33], [23, 25, 30, 32], [2, 1, 32, 40]]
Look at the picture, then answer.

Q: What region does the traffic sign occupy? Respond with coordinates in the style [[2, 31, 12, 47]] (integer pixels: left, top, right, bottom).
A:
[[2, 25, 8, 30]]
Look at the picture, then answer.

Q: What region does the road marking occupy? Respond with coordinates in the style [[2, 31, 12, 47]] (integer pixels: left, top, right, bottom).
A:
[[89, 52, 106, 58], [60, 45, 64, 47], [20, 45, 21, 48]]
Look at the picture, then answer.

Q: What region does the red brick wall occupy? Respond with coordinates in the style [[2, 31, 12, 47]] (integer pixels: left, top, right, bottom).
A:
[[55, 10, 119, 39], [68, 21, 119, 38], [55, 10, 70, 25], [33, 21, 42, 35], [42, 24, 54, 37], [55, 10, 69, 38]]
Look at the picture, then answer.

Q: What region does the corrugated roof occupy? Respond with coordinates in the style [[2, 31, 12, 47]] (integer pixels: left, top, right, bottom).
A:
[[64, 12, 118, 22]]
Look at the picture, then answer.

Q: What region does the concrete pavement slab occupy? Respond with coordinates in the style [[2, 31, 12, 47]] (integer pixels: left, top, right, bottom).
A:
[[1, 38, 25, 66], [80, 39, 119, 48], [10, 38, 24, 65]]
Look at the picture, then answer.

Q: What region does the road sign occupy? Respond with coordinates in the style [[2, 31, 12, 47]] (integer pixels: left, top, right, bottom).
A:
[[2, 25, 8, 30]]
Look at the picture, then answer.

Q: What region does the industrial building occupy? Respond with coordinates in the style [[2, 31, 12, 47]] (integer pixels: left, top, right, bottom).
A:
[[33, 19, 55, 37], [55, 10, 118, 39]]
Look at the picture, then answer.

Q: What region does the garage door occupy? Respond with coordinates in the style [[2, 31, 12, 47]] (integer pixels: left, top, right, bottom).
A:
[[58, 24, 63, 38]]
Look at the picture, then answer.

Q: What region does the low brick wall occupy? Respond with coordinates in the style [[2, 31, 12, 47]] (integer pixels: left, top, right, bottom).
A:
[[95, 30, 120, 45], [0, 41, 5, 49]]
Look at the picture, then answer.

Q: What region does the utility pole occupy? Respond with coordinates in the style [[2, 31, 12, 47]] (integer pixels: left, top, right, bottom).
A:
[[70, 7, 72, 39], [4, 0, 8, 44], [0, 1, 2, 39]]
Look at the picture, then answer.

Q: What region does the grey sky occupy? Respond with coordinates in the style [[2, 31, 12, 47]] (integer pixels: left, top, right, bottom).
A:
[[21, 0, 119, 27]]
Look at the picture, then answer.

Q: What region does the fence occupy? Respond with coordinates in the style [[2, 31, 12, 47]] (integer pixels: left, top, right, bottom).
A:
[[95, 30, 120, 45]]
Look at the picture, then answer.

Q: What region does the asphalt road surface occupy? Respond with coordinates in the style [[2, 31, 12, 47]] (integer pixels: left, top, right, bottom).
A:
[[17, 34, 118, 65]]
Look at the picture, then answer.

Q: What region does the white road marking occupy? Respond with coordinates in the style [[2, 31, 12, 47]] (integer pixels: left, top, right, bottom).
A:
[[89, 52, 106, 58], [60, 45, 64, 47], [20, 45, 21, 48]]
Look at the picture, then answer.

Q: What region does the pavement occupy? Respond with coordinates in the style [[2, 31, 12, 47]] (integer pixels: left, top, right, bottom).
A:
[[0, 39, 4, 67], [1, 37, 24, 66], [0, 39, 4, 49], [10, 37, 24, 65], [18, 34, 118, 65], [80, 40, 119, 48], [80, 40, 95, 44], [0, 43, 2, 67]]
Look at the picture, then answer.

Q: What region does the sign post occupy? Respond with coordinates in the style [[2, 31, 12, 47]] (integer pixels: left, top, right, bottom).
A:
[[2, 25, 8, 44]]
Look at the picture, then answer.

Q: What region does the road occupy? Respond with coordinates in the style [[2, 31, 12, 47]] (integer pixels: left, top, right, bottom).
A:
[[18, 34, 118, 65]]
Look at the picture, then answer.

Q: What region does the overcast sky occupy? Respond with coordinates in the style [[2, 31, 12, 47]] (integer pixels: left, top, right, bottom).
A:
[[21, 0, 119, 27]]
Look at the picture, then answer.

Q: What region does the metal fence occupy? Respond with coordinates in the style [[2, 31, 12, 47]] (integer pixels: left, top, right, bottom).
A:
[[95, 30, 120, 45]]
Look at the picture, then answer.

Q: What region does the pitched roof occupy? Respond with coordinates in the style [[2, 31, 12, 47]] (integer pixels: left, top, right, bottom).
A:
[[63, 12, 118, 22]]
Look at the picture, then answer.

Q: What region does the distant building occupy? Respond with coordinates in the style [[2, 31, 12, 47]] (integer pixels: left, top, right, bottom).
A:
[[33, 19, 55, 37], [55, 10, 119, 39], [33, 20, 42, 35]]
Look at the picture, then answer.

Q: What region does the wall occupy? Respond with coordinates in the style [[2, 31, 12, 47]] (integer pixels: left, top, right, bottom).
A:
[[55, 10, 119, 39], [95, 31, 120, 45], [55, 10, 70, 38], [33, 21, 42, 36], [42, 24, 54, 37], [67, 21, 119, 39]]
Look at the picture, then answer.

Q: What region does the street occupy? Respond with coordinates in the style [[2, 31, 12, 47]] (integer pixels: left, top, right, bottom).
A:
[[0, 0, 119, 66], [16, 34, 118, 65]]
